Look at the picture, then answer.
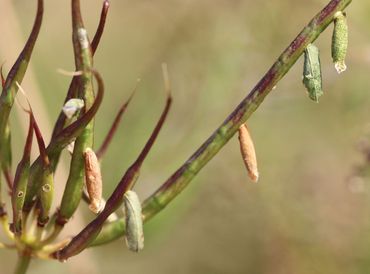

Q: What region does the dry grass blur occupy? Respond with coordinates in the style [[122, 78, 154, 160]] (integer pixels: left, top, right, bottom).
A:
[[1, 0, 370, 273]]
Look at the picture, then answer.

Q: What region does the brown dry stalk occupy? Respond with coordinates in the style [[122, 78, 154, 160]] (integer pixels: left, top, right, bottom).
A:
[[238, 123, 259, 182], [83, 148, 103, 213]]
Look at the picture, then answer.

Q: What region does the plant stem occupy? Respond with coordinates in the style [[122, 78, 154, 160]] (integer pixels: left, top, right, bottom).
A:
[[14, 253, 31, 274], [141, 0, 352, 219], [91, 0, 352, 246]]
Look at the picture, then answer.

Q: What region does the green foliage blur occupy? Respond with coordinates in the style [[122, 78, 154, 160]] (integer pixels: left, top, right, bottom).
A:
[[0, 1, 369, 273]]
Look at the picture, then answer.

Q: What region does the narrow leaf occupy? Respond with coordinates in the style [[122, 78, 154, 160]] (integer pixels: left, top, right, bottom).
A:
[[32, 112, 49, 167], [91, 0, 110, 54], [96, 80, 139, 159]]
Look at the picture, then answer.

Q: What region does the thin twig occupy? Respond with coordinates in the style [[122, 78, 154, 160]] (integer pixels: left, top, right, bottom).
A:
[[96, 79, 140, 160]]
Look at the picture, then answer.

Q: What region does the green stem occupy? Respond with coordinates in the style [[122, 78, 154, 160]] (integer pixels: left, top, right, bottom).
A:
[[54, 0, 94, 226], [90, 0, 352, 246], [14, 253, 31, 274]]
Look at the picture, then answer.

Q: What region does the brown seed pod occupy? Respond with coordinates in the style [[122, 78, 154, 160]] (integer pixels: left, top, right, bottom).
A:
[[84, 148, 103, 213], [238, 123, 259, 182]]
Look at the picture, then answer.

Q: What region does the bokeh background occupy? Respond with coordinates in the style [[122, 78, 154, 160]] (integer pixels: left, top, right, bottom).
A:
[[0, 0, 369, 273]]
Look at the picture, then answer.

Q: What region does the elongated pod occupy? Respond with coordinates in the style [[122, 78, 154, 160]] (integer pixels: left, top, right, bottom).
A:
[[123, 191, 144, 252], [38, 170, 54, 225], [331, 11, 348, 73], [32, 110, 54, 226], [55, 1, 95, 224], [11, 112, 33, 234], [0, 0, 43, 186], [302, 43, 323, 102]]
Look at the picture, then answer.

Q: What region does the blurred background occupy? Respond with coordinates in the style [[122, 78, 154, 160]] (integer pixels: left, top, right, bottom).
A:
[[0, 0, 369, 273]]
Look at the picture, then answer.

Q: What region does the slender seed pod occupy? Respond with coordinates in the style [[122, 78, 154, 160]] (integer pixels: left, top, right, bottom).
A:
[[12, 168, 29, 234], [302, 43, 323, 102], [55, 70, 103, 225], [38, 170, 54, 225], [84, 148, 103, 214], [1, 124, 12, 187], [56, 0, 95, 224], [238, 123, 259, 183], [11, 112, 33, 235], [0, 0, 43, 188], [331, 11, 348, 73], [32, 111, 54, 226], [123, 190, 144, 252]]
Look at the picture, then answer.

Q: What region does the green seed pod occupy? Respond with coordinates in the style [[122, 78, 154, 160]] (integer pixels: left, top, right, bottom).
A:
[[302, 43, 323, 102], [12, 163, 30, 234], [331, 11, 348, 74], [123, 190, 144, 252], [0, 123, 13, 190], [12, 111, 33, 235], [2, 124, 12, 174], [38, 169, 54, 225]]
